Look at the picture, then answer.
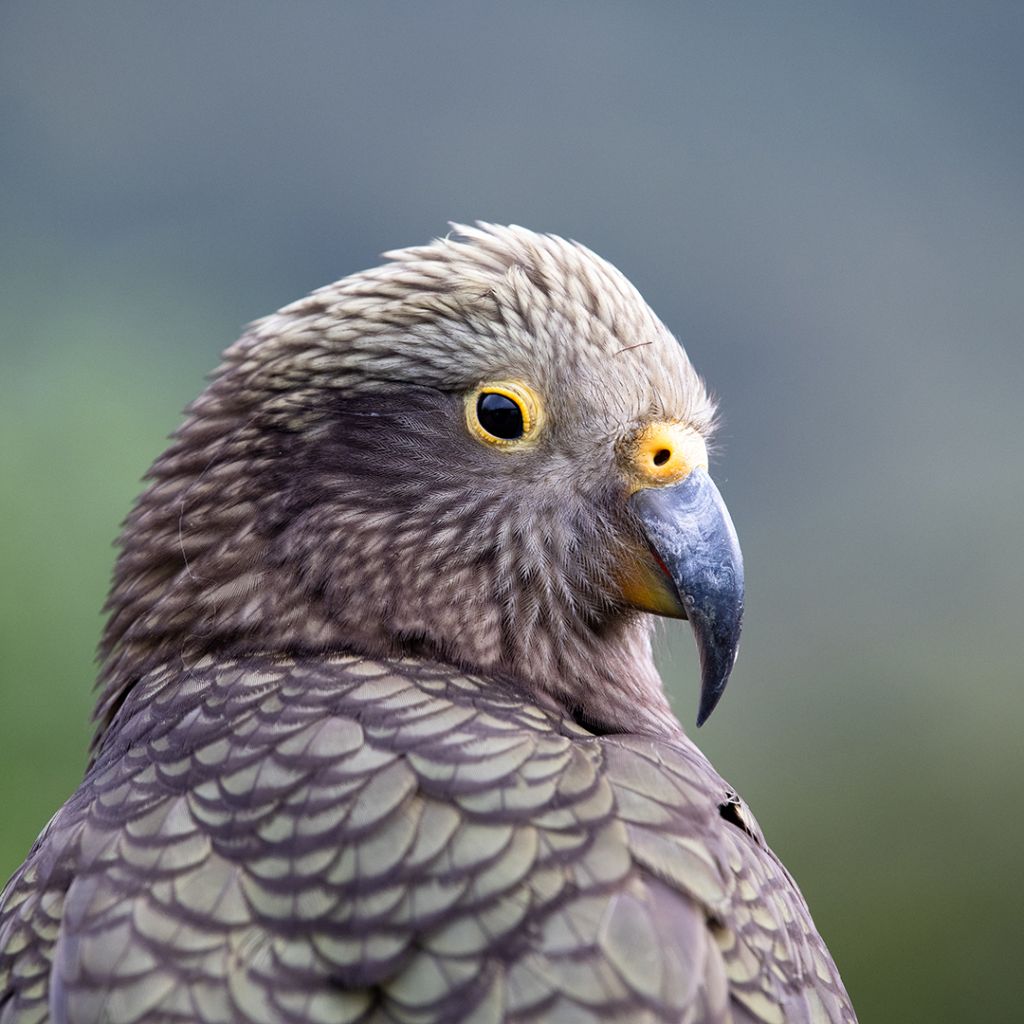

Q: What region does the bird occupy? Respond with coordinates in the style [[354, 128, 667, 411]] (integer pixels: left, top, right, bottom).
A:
[[0, 224, 855, 1023]]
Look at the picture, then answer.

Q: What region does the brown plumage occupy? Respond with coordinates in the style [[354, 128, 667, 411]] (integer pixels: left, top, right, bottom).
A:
[[0, 224, 856, 1022]]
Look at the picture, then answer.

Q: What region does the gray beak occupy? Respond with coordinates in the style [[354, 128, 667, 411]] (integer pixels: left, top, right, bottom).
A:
[[630, 467, 745, 726]]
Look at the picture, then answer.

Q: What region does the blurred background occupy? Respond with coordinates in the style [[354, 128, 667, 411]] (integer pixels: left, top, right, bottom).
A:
[[2, 2, 1022, 1019]]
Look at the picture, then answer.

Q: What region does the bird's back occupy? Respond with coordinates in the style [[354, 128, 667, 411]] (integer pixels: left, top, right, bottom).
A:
[[0, 656, 853, 1024]]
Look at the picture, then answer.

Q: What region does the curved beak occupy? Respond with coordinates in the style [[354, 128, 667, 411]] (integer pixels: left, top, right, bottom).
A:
[[629, 468, 745, 726]]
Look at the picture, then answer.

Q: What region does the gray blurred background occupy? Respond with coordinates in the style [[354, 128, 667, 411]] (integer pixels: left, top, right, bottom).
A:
[[2, 2, 1022, 1020]]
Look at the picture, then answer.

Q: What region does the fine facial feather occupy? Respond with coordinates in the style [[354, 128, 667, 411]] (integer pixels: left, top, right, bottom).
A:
[[97, 224, 716, 746]]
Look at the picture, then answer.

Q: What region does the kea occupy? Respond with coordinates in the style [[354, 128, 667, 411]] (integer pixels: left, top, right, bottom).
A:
[[0, 224, 855, 1024]]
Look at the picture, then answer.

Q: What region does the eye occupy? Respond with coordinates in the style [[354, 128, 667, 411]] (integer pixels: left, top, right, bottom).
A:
[[477, 392, 524, 439], [466, 381, 542, 447]]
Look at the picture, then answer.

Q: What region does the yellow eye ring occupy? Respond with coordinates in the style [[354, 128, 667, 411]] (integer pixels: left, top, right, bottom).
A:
[[466, 381, 543, 447]]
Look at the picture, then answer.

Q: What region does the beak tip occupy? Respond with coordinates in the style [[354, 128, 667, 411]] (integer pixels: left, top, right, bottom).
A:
[[693, 616, 742, 727], [695, 670, 730, 728]]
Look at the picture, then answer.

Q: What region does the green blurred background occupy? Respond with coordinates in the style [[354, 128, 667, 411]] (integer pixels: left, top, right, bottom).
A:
[[2, 3, 1022, 1020]]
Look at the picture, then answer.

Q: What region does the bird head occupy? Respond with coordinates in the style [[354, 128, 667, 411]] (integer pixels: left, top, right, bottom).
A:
[[98, 225, 743, 741]]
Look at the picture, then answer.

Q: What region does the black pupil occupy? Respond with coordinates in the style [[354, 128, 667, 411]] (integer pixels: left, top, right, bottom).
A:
[[477, 392, 524, 439]]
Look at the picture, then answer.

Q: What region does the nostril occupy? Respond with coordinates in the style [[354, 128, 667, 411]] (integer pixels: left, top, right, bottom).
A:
[[652, 448, 671, 467]]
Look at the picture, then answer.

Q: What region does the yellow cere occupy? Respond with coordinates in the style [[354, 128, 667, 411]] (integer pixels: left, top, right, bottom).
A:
[[466, 380, 544, 447], [627, 421, 708, 491]]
